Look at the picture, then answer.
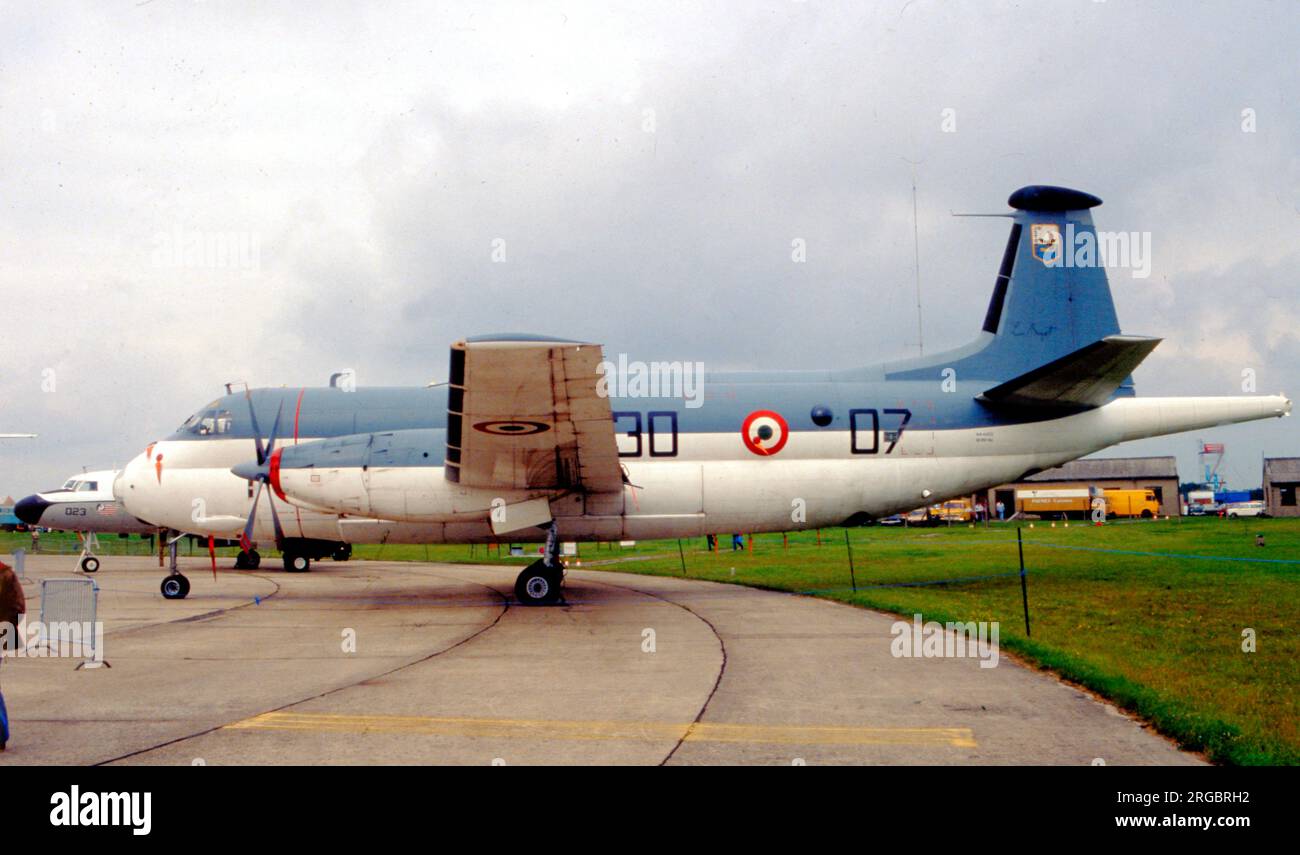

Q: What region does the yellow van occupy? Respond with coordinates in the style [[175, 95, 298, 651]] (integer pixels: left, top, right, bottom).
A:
[[934, 499, 973, 522], [1104, 488, 1160, 518]]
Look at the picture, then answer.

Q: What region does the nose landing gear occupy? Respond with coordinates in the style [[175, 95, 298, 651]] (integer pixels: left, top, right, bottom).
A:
[[159, 530, 192, 599]]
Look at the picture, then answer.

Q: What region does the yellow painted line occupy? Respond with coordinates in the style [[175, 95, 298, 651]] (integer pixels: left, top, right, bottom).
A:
[[225, 711, 976, 748]]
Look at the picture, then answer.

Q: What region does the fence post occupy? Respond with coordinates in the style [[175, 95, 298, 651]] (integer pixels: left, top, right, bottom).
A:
[[677, 539, 687, 575], [1017, 527, 1031, 638], [845, 528, 857, 592]]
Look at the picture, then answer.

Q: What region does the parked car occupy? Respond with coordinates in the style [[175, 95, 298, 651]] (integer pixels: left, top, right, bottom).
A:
[[1225, 501, 1268, 518], [904, 507, 933, 526]]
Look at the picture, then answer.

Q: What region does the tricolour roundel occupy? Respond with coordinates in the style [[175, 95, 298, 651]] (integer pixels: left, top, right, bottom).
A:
[[741, 410, 789, 456]]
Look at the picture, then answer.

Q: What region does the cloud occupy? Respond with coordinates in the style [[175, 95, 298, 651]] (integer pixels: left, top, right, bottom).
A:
[[2, 0, 1296, 492]]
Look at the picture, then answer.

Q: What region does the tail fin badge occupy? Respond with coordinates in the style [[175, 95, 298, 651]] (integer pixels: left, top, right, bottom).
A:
[[1031, 223, 1062, 266]]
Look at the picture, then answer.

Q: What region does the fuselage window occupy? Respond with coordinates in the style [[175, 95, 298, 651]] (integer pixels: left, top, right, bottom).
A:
[[181, 408, 234, 435]]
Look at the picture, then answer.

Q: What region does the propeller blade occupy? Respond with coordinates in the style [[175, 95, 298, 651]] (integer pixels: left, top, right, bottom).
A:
[[239, 480, 263, 552], [265, 402, 284, 460], [244, 388, 266, 465], [208, 534, 217, 580], [266, 489, 286, 553]]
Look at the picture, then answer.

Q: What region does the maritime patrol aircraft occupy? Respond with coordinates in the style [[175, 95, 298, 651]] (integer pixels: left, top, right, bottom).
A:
[[14, 471, 157, 572], [116, 186, 1291, 604]]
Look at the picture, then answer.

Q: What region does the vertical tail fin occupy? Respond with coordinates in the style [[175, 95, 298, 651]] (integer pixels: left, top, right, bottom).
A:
[[889, 185, 1125, 383]]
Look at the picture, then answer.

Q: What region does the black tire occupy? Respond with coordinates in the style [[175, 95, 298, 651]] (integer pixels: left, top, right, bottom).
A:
[[284, 553, 310, 573], [514, 560, 563, 606], [160, 574, 190, 600], [248, 549, 261, 569], [331, 543, 352, 562], [234, 551, 249, 569], [80, 556, 100, 573], [1141, 509, 1154, 519]]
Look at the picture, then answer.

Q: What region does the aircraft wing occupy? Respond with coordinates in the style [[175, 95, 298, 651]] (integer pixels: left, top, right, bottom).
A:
[[977, 335, 1162, 410], [444, 335, 623, 492]]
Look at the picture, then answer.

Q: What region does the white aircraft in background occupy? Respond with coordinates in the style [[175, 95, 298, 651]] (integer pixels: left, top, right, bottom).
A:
[[14, 471, 157, 572], [116, 186, 1291, 604]]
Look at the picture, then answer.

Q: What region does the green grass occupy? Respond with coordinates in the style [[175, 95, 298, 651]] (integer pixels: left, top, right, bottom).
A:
[[6, 518, 1297, 764]]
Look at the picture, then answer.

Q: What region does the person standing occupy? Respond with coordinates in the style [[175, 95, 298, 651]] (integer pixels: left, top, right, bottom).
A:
[[0, 558, 27, 751], [996, 500, 1006, 521]]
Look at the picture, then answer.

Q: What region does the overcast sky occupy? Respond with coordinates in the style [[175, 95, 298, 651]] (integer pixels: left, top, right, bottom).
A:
[[2, 0, 1296, 495]]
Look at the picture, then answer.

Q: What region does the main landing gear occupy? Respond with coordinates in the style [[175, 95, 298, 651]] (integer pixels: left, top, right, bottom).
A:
[[513, 522, 565, 607], [239, 544, 309, 572], [234, 549, 261, 569]]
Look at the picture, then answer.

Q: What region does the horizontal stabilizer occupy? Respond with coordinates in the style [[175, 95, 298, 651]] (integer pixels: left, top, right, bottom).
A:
[[977, 335, 1161, 410]]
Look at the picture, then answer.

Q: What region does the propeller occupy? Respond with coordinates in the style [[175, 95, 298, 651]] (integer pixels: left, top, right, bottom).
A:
[[231, 394, 286, 555]]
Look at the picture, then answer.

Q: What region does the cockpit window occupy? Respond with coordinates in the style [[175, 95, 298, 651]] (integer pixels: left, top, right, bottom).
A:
[[79, 481, 97, 492], [62, 478, 78, 490], [178, 402, 235, 436]]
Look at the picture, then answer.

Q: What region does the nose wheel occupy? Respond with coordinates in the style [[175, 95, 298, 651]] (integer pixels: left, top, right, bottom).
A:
[[160, 573, 190, 600]]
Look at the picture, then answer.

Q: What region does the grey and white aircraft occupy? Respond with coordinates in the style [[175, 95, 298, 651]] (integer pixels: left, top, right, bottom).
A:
[[116, 186, 1291, 604], [14, 471, 157, 572]]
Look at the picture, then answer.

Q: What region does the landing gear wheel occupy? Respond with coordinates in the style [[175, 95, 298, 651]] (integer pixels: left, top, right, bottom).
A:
[[161, 574, 190, 600], [80, 556, 100, 573], [331, 543, 352, 562], [234, 550, 249, 569], [248, 549, 261, 569], [514, 560, 563, 606], [284, 553, 311, 573]]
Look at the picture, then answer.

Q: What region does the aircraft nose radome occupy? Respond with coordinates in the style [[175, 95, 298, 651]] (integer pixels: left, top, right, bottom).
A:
[[14, 494, 50, 526], [231, 461, 261, 482]]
